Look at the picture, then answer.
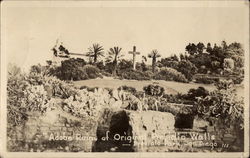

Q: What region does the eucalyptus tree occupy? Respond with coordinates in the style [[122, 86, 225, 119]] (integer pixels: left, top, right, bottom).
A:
[[148, 49, 161, 73]]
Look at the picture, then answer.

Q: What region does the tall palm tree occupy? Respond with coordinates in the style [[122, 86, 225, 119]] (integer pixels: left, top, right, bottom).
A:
[[86, 43, 104, 64], [106, 46, 123, 76], [148, 49, 161, 73]]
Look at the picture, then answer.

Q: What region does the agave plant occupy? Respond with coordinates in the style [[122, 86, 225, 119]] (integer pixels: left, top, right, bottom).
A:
[[148, 49, 161, 73]]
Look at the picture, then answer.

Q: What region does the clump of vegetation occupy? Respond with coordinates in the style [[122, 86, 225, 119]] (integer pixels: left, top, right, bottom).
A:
[[194, 80, 244, 150], [184, 86, 209, 101], [81, 64, 102, 79], [176, 60, 197, 81], [153, 68, 188, 83], [194, 75, 219, 84], [118, 85, 137, 94], [119, 69, 151, 80], [143, 84, 164, 96]]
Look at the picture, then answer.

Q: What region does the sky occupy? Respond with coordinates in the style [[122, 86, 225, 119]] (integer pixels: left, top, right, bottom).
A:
[[1, 1, 248, 71]]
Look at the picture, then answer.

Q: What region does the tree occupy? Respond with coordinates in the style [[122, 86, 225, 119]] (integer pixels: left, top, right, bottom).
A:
[[148, 49, 161, 73], [185, 43, 197, 55], [106, 46, 123, 76], [223, 58, 234, 74], [197, 42, 205, 54], [177, 60, 197, 81], [206, 43, 213, 54], [158, 57, 179, 69], [226, 42, 244, 70], [86, 43, 104, 64]]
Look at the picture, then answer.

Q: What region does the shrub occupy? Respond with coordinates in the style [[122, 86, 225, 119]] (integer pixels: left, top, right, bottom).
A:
[[144, 70, 154, 78], [185, 87, 209, 101], [7, 68, 50, 126], [79, 85, 98, 92], [119, 69, 151, 80], [82, 64, 102, 79], [176, 60, 197, 81], [118, 85, 137, 94], [153, 68, 188, 83], [101, 70, 112, 77], [195, 76, 219, 84], [53, 58, 102, 81], [194, 80, 244, 151], [232, 76, 244, 84], [162, 93, 195, 105], [59, 58, 87, 80], [118, 59, 133, 71], [143, 84, 164, 96], [162, 94, 182, 104]]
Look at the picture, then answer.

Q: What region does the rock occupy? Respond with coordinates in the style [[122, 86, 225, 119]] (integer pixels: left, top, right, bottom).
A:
[[193, 118, 209, 130], [127, 111, 175, 152]]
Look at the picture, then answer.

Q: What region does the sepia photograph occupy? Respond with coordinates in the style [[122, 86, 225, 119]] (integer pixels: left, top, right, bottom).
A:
[[0, 1, 249, 158]]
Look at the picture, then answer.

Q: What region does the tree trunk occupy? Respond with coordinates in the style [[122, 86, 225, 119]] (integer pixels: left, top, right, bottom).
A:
[[94, 54, 97, 63], [112, 60, 117, 76], [152, 57, 156, 73]]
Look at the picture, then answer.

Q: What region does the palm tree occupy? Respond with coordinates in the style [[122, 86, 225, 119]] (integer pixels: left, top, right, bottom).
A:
[[106, 46, 123, 76], [148, 49, 161, 73], [86, 43, 104, 64]]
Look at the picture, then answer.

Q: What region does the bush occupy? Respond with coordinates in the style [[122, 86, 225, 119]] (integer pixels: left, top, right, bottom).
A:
[[195, 80, 244, 151], [7, 67, 50, 126], [143, 84, 164, 96], [162, 93, 194, 105], [119, 69, 151, 80], [195, 76, 219, 84], [232, 76, 244, 84], [144, 70, 154, 78], [153, 68, 188, 83], [58, 58, 87, 80], [79, 85, 98, 92], [118, 85, 137, 94], [101, 70, 112, 77], [118, 59, 133, 71], [176, 60, 197, 81], [185, 87, 209, 101], [54, 59, 102, 81], [82, 64, 102, 79]]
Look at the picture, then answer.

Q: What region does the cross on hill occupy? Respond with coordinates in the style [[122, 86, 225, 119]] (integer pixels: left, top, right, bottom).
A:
[[128, 46, 140, 70]]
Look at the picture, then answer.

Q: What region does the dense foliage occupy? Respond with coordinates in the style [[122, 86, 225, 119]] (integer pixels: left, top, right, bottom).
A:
[[143, 84, 165, 96], [195, 80, 243, 127], [153, 68, 188, 83], [117, 85, 137, 94], [45, 41, 245, 84], [119, 69, 151, 80]]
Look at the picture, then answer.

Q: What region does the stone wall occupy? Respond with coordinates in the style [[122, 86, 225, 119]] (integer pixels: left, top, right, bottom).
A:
[[8, 103, 241, 152], [8, 104, 98, 152]]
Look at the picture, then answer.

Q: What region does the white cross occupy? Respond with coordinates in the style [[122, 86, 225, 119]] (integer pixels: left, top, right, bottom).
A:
[[128, 46, 140, 70]]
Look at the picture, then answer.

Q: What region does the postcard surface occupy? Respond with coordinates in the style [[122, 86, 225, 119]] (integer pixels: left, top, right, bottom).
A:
[[1, 1, 249, 158]]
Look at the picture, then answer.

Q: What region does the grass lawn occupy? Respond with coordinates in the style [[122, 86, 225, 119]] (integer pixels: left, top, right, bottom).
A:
[[73, 77, 244, 97]]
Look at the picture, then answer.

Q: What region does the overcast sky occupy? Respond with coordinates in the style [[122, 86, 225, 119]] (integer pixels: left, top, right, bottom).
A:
[[1, 1, 248, 71]]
